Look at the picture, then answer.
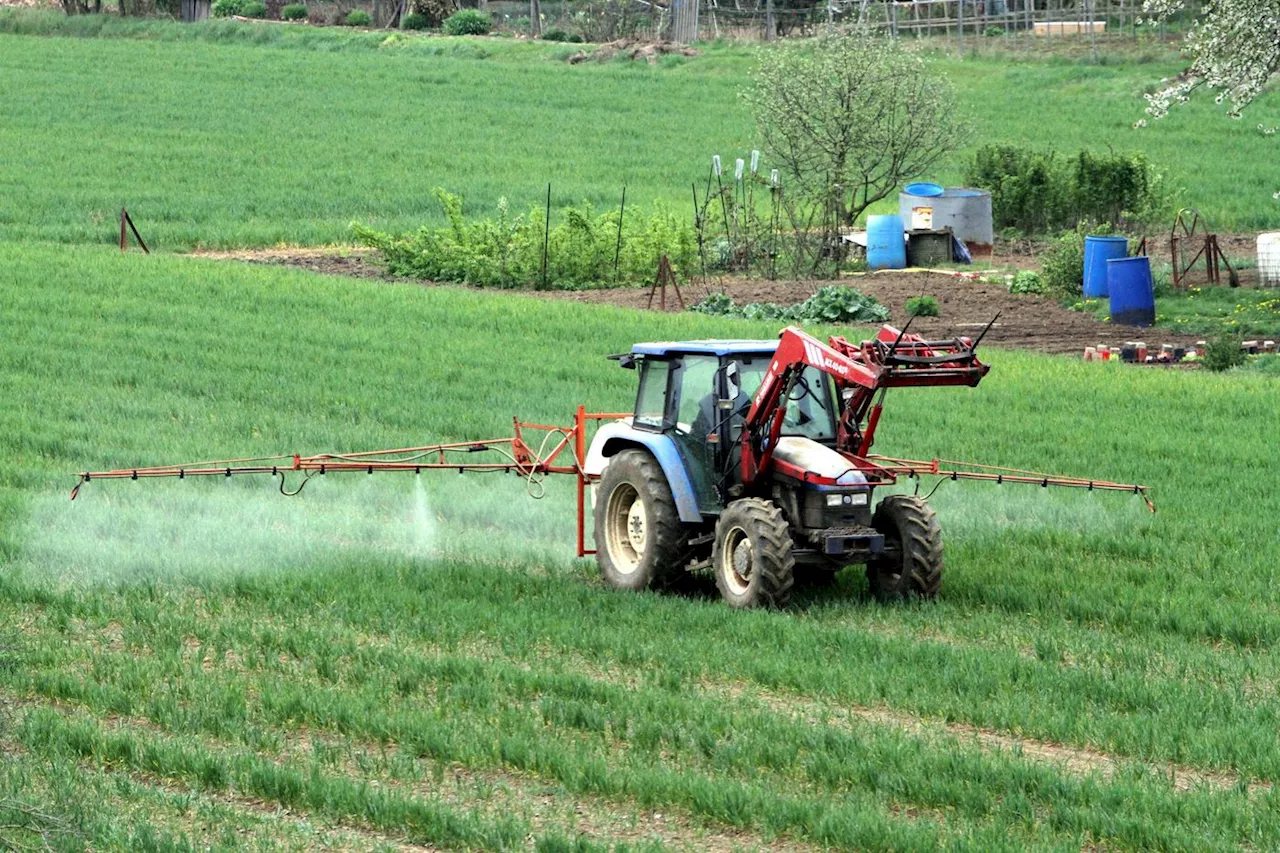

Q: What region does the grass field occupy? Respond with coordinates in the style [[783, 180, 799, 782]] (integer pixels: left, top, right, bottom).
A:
[[2, 11, 1279, 250], [3, 14, 1279, 849], [2, 242, 1280, 848]]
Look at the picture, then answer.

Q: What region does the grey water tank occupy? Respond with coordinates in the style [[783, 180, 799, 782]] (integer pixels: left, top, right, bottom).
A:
[[899, 187, 993, 256]]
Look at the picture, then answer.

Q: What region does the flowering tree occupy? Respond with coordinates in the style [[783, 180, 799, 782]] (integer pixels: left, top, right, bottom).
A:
[[1142, 0, 1280, 120], [743, 31, 965, 228]]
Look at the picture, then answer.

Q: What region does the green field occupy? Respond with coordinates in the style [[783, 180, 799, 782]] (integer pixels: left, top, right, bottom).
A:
[[3, 15, 1280, 850], [2, 242, 1279, 849], [1, 12, 1279, 250]]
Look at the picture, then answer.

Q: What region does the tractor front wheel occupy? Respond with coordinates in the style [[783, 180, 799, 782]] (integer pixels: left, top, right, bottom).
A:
[[712, 498, 795, 609], [594, 450, 685, 591], [866, 495, 943, 601]]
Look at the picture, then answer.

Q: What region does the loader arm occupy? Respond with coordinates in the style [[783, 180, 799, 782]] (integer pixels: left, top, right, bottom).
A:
[[739, 325, 991, 487]]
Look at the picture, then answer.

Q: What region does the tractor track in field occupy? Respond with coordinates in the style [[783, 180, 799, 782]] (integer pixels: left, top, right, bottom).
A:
[[56, 616, 1275, 796], [0, 685, 812, 852], [191, 248, 1204, 357]]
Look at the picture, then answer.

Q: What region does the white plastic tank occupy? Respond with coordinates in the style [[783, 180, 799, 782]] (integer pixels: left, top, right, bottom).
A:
[[1257, 233, 1280, 287]]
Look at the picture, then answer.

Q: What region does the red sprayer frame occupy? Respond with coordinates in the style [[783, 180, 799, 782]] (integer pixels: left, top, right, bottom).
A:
[[70, 407, 629, 557]]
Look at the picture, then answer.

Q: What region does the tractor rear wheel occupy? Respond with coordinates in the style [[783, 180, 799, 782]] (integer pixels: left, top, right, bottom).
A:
[[594, 449, 685, 591], [712, 498, 795, 609], [866, 495, 943, 601]]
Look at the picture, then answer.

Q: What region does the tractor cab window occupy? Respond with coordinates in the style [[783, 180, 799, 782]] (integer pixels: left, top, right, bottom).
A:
[[673, 355, 721, 437], [732, 358, 838, 442], [634, 358, 672, 430]]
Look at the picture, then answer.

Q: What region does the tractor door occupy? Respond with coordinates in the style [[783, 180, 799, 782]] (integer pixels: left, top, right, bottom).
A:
[[669, 355, 723, 512]]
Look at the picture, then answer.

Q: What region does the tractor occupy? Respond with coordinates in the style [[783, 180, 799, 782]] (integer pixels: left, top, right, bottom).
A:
[[71, 323, 1151, 609], [582, 325, 987, 608]]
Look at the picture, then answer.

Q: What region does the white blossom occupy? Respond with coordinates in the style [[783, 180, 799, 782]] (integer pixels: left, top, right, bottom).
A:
[[1143, 0, 1280, 120]]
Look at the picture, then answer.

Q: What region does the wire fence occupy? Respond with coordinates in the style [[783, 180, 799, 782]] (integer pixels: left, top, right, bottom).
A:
[[604, 0, 1203, 46]]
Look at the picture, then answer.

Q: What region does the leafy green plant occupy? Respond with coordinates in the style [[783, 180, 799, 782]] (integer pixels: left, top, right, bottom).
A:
[[540, 28, 570, 41], [1042, 221, 1122, 298], [1203, 336, 1247, 372], [281, 2, 307, 19], [443, 9, 491, 35], [240, 0, 267, 17], [1009, 270, 1045, 295], [401, 10, 429, 28], [353, 188, 695, 289], [211, 0, 244, 16], [691, 286, 890, 324], [967, 144, 1172, 234], [905, 295, 941, 317], [344, 9, 371, 25]]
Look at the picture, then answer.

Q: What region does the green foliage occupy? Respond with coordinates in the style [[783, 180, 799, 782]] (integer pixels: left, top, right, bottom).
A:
[[353, 188, 695, 289], [1202, 336, 1247, 372], [401, 10, 429, 28], [344, 9, 371, 25], [210, 0, 244, 16], [240, 0, 267, 17], [1041, 221, 1121, 298], [1009, 270, 1045, 295], [967, 144, 1172, 234], [540, 28, 570, 41], [281, 3, 307, 19], [745, 29, 967, 228], [691, 286, 890, 325], [443, 8, 490, 35], [905, 295, 940, 317]]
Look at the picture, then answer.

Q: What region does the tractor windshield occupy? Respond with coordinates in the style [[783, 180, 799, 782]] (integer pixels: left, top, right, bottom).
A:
[[733, 356, 838, 442]]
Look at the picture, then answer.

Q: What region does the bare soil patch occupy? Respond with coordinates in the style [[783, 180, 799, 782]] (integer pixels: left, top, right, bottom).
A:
[[192, 248, 1203, 356]]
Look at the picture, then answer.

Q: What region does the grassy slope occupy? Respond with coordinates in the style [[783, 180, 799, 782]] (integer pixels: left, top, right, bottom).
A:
[[3, 242, 1280, 848], [1, 13, 1278, 249]]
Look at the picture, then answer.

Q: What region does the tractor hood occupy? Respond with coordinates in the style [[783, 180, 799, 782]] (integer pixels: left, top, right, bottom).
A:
[[773, 437, 867, 487]]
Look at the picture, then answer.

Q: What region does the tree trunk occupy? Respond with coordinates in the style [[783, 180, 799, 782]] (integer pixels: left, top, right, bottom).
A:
[[764, 0, 775, 40], [530, 0, 540, 35]]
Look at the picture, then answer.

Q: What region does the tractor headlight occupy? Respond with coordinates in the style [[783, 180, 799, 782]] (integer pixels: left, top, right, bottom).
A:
[[826, 493, 869, 507]]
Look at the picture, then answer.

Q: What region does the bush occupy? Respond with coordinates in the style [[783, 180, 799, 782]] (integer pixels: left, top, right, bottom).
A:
[[344, 9, 371, 25], [211, 0, 244, 16], [240, 0, 267, 17], [1203, 336, 1247, 372], [541, 28, 570, 41], [984, 25, 1004, 36], [966, 144, 1171, 234], [691, 286, 890, 325], [568, 32, 583, 42], [1040, 223, 1089, 297], [401, 10, 430, 28], [443, 9, 491, 35], [905, 295, 940, 317], [1009, 270, 1045, 294], [281, 2, 307, 19], [353, 189, 696, 290]]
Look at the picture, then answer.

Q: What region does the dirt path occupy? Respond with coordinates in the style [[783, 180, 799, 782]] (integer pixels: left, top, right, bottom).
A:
[[192, 248, 1204, 357]]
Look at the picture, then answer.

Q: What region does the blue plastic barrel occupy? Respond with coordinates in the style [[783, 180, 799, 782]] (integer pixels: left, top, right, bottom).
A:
[[1083, 236, 1128, 298], [1107, 256, 1155, 327], [904, 182, 944, 198], [867, 214, 906, 270]]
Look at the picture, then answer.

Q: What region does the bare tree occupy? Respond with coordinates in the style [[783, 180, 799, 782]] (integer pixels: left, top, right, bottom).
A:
[[743, 29, 967, 227]]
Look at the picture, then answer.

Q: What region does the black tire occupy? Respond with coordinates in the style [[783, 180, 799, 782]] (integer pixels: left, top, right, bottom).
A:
[[593, 449, 686, 591], [712, 498, 795, 609], [866, 495, 943, 601]]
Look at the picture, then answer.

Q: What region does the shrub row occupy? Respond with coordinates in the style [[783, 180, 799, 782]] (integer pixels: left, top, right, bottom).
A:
[[353, 188, 696, 289], [965, 144, 1173, 235]]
